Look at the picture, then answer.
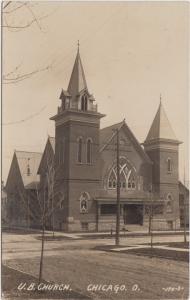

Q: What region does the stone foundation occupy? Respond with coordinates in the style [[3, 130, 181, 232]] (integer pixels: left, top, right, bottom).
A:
[[143, 218, 181, 230], [67, 220, 96, 232]]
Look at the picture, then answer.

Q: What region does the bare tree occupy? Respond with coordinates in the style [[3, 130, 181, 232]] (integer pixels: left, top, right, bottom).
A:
[[37, 160, 63, 284], [148, 187, 154, 252], [183, 170, 187, 244], [15, 154, 63, 284], [2, 1, 54, 84]]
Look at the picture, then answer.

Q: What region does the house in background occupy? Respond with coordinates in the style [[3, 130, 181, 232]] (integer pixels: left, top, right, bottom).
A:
[[5, 151, 42, 228], [1, 181, 8, 225], [179, 181, 189, 227], [37, 136, 58, 230]]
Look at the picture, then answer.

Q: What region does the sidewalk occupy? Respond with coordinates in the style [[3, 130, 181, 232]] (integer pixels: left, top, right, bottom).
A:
[[112, 244, 189, 253], [3, 226, 189, 240]]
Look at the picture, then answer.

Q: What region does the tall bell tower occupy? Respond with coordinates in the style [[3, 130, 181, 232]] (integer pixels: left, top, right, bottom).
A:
[[143, 99, 182, 229], [50, 45, 105, 231]]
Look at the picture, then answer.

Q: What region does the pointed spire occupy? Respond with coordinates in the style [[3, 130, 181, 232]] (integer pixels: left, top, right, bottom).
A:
[[145, 98, 177, 142], [77, 40, 80, 53], [67, 43, 88, 99]]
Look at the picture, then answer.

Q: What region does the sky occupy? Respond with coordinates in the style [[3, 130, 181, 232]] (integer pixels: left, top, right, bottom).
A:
[[2, 1, 189, 184]]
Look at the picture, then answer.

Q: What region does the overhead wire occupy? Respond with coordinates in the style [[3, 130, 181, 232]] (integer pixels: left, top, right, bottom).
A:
[[2, 105, 47, 125]]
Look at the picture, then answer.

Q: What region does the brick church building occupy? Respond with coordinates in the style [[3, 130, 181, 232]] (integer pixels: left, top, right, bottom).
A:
[[6, 48, 184, 232], [48, 47, 182, 231]]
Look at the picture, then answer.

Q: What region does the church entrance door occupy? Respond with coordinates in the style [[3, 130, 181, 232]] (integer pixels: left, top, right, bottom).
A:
[[123, 204, 143, 225]]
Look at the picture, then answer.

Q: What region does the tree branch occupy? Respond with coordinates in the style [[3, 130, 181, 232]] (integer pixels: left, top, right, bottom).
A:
[[3, 65, 52, 84], [3, 10, 52, 31], [3, 1, 12, 10], [3, 2, 27, 14]]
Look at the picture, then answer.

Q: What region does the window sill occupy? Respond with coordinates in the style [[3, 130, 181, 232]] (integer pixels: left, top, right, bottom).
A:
[[76, 162, 94, 166], [107, 188, 136, 191]]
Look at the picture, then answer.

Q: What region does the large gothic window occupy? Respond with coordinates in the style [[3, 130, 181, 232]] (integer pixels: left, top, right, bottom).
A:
[[86, 139, 92, 164], [81, 95, 88, 111], [77, 138, 83, 163], [107, 160, 137, 190]]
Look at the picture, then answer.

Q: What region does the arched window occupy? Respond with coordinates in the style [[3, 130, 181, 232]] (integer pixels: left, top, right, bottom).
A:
[[27, 158, 31, 176], [81, 95, 88, 111], [166, 194, 173, 213], [27, 165, 31, 176], [128, 172, 136, 190], [167, 158, 172, 172], [80, 192, 90, 213], [59, 138, 65, 164], [107, 168, 117, 189], [87, 139, 92, 164], [77, 138, 82, 163]]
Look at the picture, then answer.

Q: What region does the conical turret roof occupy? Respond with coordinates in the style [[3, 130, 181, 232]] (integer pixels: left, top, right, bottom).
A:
[[67, 48, 88, 99], [145, 101, 177, 143]]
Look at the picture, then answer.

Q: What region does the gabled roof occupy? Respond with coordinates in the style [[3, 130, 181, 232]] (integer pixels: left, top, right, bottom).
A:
[[59, 89, 71, 99], [100, 120, 152, 164], [37, 136, 55, 174], [67, 49, 88, 99], [100, 121, 123, 149], [15, 151, 42, 187], [145, 101, 177, 143]]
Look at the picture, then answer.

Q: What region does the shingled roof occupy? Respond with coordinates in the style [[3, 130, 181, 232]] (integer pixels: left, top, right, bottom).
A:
[[67, 49, 88, 100], [100, 121, 123, 149], [144, 101, 177, 143], [100, 121, 152, 163]]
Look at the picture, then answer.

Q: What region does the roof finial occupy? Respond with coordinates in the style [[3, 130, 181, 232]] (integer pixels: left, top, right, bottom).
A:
[[77, 40, 80, 53], [160, 93, 162, 104]]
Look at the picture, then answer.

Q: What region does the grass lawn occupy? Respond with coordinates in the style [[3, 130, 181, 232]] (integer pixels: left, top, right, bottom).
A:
[[140, 241, 189, 249], [166, 242, 189, 249], [2, 228, 40, 235], [122, 248, 189, 262], [35, 235, 73, 241], [78, 232, 188, 239], [94, 242, 189, 262], [2, 264, 91, 299]]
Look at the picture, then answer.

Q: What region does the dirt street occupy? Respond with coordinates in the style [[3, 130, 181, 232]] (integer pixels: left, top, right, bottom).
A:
[[2, 232, 189, 299]]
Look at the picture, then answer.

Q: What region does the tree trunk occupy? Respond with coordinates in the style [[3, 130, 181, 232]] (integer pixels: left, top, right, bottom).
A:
[[38, 220, 45, 284]]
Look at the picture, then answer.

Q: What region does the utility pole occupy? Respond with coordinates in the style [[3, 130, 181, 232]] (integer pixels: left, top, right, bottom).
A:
[[52, 193, 55, 238], [115, 128, 120, 246], [150, 190, 153, 250], [183, 168, 187, 244], [27, 195, 29, 230]]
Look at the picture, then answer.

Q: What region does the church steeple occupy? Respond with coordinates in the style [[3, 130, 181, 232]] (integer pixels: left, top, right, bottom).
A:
[[51, 44, 105, 119], [144, 101, 178, 144], [67, 44, 88, 100]]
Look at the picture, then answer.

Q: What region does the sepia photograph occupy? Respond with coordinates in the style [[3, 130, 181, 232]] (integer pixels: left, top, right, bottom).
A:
[[1, 1, 189, 299]]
